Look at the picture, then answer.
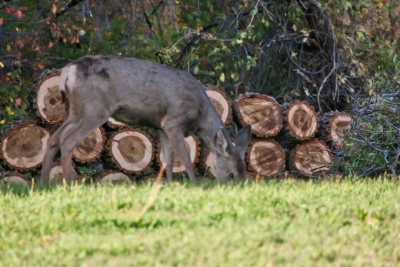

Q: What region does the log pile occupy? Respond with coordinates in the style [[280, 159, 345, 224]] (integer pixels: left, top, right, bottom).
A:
[[0, 70, 352, 183]]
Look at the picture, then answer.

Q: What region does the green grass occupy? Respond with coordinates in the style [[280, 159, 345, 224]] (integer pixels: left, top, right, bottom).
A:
[[1, 178, 400, 266]]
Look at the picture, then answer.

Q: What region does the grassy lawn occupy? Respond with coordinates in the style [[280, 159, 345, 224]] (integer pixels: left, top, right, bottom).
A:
[[1, 178, 400, 266]]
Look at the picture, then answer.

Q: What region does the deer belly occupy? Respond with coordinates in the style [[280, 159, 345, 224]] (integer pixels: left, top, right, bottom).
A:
[[111, 108, 163, 128]]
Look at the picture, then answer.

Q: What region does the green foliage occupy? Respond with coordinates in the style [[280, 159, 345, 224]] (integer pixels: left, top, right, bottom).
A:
[[1, 178, 400, 265]]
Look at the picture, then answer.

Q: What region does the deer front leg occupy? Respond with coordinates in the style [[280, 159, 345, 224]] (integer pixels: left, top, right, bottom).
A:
[[159, 130, 173, 181], [163, 128, 196, 182], [41, 133, 61, 183]]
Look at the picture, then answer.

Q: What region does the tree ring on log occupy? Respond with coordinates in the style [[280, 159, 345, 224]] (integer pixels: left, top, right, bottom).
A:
[[73, 127, 106, 163], [205, 86, 232, 126], [35, 71, 66, 125], [291, 139, 332, 176], [1, 121, 50, 171], [328, 113, 351, 149], [246, 139, 285, 177], [48, 163, 77, 183], [2, 173, 29, 186], [158, 135, 200, 174], [107, 129, 154, 174], [98, 171, 132, 185], [286, 100, 319, 140], [235, 94, 283, 137]]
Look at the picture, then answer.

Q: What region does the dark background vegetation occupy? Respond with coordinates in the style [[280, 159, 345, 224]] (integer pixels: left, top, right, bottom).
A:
[[0, 0, 399, 177]]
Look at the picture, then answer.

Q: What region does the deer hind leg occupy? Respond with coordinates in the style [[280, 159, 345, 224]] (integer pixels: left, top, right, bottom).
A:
[[58, 113, 110, 181], [159, 130, 173, 181], [163, 127, 196, 182]]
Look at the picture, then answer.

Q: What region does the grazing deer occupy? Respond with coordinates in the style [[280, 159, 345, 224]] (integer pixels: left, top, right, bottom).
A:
[[40, 56, 251, 182]]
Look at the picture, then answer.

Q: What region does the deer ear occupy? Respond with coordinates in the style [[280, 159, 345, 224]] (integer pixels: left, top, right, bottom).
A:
[[214, 128, 230, 156], [235, 125, 252, 159]]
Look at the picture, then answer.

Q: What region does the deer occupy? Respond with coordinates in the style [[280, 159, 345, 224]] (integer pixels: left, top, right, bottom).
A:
[[40, 55, 252, 182]]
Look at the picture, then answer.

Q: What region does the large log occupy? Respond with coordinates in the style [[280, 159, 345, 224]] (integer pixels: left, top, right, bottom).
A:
[[48, 163, 78, 183], [157, 135, 200, 174], [34, 70, 66, 125], [205, 86, 232, 126], [73, 127, 106, 163], [235, 93, 283, 138], [246, 139, 286, 177], [1, 121, 50, 172], [320, 112, 352, 150], [290, 139, 332, 176], [285, 100, 319, 140], [107, 128, 154, 174]]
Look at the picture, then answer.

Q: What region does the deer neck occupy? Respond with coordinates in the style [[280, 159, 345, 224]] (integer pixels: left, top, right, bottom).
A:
[[198, 108, 226, 153]]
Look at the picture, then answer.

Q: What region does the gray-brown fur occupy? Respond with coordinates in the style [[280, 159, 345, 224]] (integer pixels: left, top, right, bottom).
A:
[[40, 56, 251, 182]]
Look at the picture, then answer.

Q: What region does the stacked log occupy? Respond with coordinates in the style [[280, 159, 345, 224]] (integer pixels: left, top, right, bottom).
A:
[[0, 69, 352, 183]]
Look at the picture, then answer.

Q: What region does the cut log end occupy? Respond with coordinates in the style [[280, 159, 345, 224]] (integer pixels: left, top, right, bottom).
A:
[[286, 100, 319, 140], [291, 139, 332, 176], [1, 121, 50, 171], [246, 139, 286, 177], [73, 127, 106, 163], [205, 86, 232, 126], [204, 151, 217, 178], [107, 117, 129, 129], [235, 94, 283, 137], [158, 135, 200, 174], [35, 72, 66, 124], [107, 129, 154, 174], [2, 173, 29, 186], [98, 171, 132, 185], [328, 113, 352, 149]]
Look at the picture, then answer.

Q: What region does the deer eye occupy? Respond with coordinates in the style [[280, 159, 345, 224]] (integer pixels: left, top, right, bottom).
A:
[[229, 173, 234, 179]]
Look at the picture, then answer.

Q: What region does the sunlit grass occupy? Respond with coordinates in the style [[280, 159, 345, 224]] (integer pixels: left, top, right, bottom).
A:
[[1, 177, 399, 266]]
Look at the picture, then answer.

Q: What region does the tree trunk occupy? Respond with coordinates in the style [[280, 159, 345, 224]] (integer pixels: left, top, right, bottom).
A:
[[157, 135, 200, 174], [34, 70, 66, 125], [72, 127, 106, 163], [290, 139, 332, 176], [98, 171, 132, 185], [246, 139, 286, 177], [285, 100, 319, 140], [106, 128, 155, 174], [205, 86, 232, 126], [1, 121, 50, 172], [235, 93, 283, 138]]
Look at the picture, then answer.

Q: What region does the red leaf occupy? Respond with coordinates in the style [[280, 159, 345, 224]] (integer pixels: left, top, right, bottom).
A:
[[48, 41, 54, 49], [0, 18, 3, 26], [37, 63, 44, 70], [4, 7, 11, 14], [15, 10, 22, 19], [20, 6, 27, 11]]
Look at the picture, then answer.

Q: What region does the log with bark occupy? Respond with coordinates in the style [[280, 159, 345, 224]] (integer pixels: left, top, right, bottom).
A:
[[235, 93, 283, 138], [98, 171, 132, 185], [34, 70, 66, 125], [285, 100, 319, 141], [106, 128, 154, 174], [290, 139, 333, 176], [48, 163, 78, 183], [205, 86, 232, 126], [246, 139, 286, 177], [73, 127, 106, 163], [157, 135, 200, 174], [1, 121, 50, 172], [319, 111, 352, 150]]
